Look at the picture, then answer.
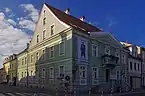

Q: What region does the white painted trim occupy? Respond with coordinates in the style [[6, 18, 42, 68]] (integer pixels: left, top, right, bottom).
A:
[[79, 65, 87, 85], [50, 23, 55, 36], [92, 67, 99, 85], [28, 33, 72, 54], [59, 40, 65, 56], [92, 44, 98, 57], [44, 4, 70, 28], [59, 65, 65, 79], [49, 67, 54, 80]]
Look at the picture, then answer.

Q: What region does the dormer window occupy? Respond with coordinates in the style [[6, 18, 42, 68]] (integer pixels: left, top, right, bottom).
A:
[[37, 35, 39, 43], [51, 25, 54, 35]]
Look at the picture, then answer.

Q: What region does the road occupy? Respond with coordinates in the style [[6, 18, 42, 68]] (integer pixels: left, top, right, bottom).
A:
[[0, 84, 52, 96]]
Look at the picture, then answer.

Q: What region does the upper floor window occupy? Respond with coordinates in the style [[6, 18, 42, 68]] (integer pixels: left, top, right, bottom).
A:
[[36, 52, 39, 60], [130, 62, 132, 70], [22, 58, 24, 65], [122, 54, 126, 64], [42, 49, 45, 60], [92, 44, 98, 57], [59, 41, 65, 56], [134, 63, 137, 71], [25, 57, 27, 64], [92, 67, 98, 80], [51, 25, 54, 35], [31, 55, 33, 63], [115, 50, 120, 61], [43, 17, 46, 25], [138, 63, 140, 71], [116, 70, 120, 80], [50, 46, 54, 58], [37, 35, 39, 43], [105, 45, 110, 55], [43, 30, 46, 40]]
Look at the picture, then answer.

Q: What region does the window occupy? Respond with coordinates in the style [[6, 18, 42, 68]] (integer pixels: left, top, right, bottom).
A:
[[25, 71, 27, 77], [134, 63, 136, 71], [31, 55, 33, 63], [43, 30, 46, 40], [92, 67, 98, 85], [49, 67, 54, 79], [115, 50, 120, 62], [22, 58, 24, 65], [59, 66, 65, 79], [116, 71, 120, 80], [59, 41, 65, 55], [138, 63, 140, 71], [42, 68, 46, 78], [31, 71, 33, 76], [25, 57, 27, 64], [122, 54, 126, 64], [130, 62, 132, 70], [22, 72, 23, 78], [50, 46, 54, 58], [51, 25, 54, 35], [105, 45, 110, 55], [92, 44, 98, 57], [80, 66, 87, 85], [42, 49, 45, 60], [43, 17, 46, 25], [36, 52, 39, 60], [37, 35, 39, 43]]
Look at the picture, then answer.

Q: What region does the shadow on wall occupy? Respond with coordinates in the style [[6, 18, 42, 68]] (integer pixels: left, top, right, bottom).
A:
[[16, 32, 73, 89]]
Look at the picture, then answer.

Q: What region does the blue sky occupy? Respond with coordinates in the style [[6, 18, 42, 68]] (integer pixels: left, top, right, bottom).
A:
[[0, 0, 145, 67], [1, 0, 145, 46]]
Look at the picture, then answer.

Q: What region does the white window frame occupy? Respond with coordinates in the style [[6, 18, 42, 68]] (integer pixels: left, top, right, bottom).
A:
[[92, 44, 98, 57], [42, 68, 46, 78], [30, 54, 33, 63], [42, 49, 45, 60], [36, 34, 39, 43], [59, 40, 65, 56], [50, 24, 55, 35], [92, 67, 98, 85], [50, 46, 54, 58], [79, 65, 87, 85], [36, 52, 39, 60], [115, 49, 120, 62], [43, 30, 46, 40], [59, 65, 65, 79], [105, 45, 110, 55], [49, 67, 54, 79], [116, 70, 120, 80], [122, 54, 126, 64]]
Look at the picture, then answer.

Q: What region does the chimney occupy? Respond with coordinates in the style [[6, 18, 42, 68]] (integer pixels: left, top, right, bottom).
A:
[[64, 8, 70, 15], [80, 16, 85, 21]]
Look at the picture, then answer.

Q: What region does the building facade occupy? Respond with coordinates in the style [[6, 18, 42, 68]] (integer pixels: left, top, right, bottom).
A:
[[121, 42, 145, 89], [15, 3, 130, 93]]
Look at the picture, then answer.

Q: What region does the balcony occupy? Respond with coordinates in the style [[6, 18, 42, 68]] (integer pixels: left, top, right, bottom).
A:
[[101, 54, 119, 69]]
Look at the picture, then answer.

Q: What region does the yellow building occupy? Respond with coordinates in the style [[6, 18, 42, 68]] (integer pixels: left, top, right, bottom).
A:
[[3, 57, 10, 83]]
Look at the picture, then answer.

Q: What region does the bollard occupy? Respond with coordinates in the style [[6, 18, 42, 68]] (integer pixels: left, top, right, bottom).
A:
[[101, 88, 104, 96], [74, 87, 76, 96], [89, 88, 91, 96], [56, 88, 58, 96], [110, 88, 113, 96]]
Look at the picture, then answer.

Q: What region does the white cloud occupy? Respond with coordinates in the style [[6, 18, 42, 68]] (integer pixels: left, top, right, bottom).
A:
[[0, 12, 5, 21], [7, 19, 16, 26], [20, 4, 39, 22], [0, 12, 30, 68], [19, 19, 36, 31], [4, 8, 11, 13]]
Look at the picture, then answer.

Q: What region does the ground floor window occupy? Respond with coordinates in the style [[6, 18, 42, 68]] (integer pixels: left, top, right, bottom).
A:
[[92, 67, 98, 85], [79, 65, 87, 85]]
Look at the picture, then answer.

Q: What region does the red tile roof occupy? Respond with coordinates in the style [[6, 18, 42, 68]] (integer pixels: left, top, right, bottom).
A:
[[45, 3, 102, 32]]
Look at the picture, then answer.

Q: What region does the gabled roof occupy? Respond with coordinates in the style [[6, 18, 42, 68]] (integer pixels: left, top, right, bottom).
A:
[[45, 3, 102, 32]]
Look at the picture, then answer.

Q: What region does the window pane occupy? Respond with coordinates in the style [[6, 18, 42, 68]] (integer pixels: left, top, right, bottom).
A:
[[60, 41, 65, 55], [51, 25, 54, 35]]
